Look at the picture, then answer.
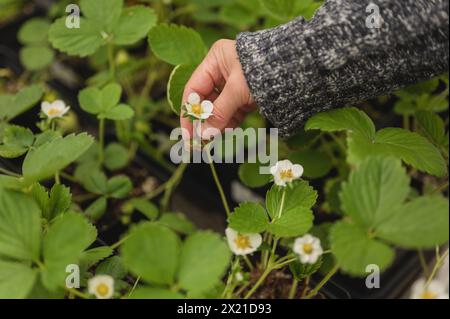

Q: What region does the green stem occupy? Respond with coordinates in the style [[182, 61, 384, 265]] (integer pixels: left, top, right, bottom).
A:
[[304, 264, 339, 299], [418, 250, 430, 277], [222, 258, 239, 298], [128, 276, 141, 297], [288, 279, 299, 299], [65, 287, 89, 299], [160, 163, 187, 212], [243, 255, 254, 271], [108, 43, 115, 80], [0, 167, 21, 177], [244, 265, 273, 299], [425, 248, 449, 289], [207, 152, 231, 217], [98, 118, 105, 165], [110, 235, 130, 250]]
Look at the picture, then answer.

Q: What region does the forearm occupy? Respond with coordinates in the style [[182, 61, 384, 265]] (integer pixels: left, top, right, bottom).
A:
[[236, 0, 449, 137]]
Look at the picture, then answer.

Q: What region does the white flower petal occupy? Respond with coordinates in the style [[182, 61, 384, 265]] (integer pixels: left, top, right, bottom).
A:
[[201, 100, 214, 114], [52, 100, 66, 111], [41, 102, 52, 113], [292, 164, 304, 178], [188, 92, 201, 105], [88, 275, 114, 299]]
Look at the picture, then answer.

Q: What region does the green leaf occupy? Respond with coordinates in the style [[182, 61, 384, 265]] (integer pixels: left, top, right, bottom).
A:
[[18, 18, 51, 45], [41, 212, 97, 290], [167, 64, 196, 115], [305, 107, 376, 140], [79, 169, 108, 195], [158, 212, 196, 235], [339, 157, 410, 228], [0, 125, 34, 158], [22, 133, 94, 183], [80, 0, 123, 33], [0, 85, 43, 121], [46, 184, 72, 220], [266, 180, 317, 218], [121, 223, 180, 285], [415, 111, 447, 147], [85, 197, 107, 220], [78, 87, 102, 115], [128, 198, 158, 220], [0, 190, 41, 261], [129, 287, 184, 299], [102, 103, 134, 120], [148, 24, 207, 65], [101, 83, 122, 110], [372, 128, 447, 177], [96, 256, 127, 279], [113, 6, 157, 45], [228, 202, 268, 233], [178, 231, 231, 293], [290, 258, 322, 280], [20, 45, 54, 71], [0, 260, 38, 299], [330, 221, 394, 276], [259, 0, 297, 20], [268, 206, 314, 237], [106, 175, 132, 198], [238, 162, 272, 188], [287, 150, 332, 179], [104, 143, 129, 171], [48, 17, 103, 57], [377, 196, 449, 249], [80, 246, 113, 268]]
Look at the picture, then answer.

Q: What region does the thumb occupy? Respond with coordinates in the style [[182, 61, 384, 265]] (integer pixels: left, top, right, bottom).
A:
[[202, 74, 246, 135]]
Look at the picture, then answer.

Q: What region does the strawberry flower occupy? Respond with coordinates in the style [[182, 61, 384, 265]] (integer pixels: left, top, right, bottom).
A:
[[41, 100, 70, 119], [226, 228, 262, 256], [183, 92, 214, 120], [293, 234, 323, 264], [88, 275, 114, 299], [270, 160, 304, 187], [410, 278, 449, 299]]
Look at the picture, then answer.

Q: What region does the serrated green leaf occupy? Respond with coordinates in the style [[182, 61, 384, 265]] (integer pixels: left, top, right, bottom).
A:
[[22, 133, 94, 183], [289, 258, 322, 280], [178, 231, 231, 293], [128, 198, 158, 220], [0, 260, 38, 299], [158, 212, 196, 235], [228, 202, 268, 233], [266, 180, 317, 218], [0, 85, 43, 121], [340, 157, 410, 228], [0, 190, 41, 261], [148, 24, 207, 65], [80, 0, 123, 33], [305, 107, 376, 140], [377, 196, 449, 249], [41, 212, 97, 290], [167, 64, 196, 115], [113, 6, 157, 45], [46, 184, 72, 220], [0, 125, 33, 158], [330, 221, 394, 276], [121, 223, 180, 285], [48, 17, 103, 57], [80, 246, 113, 268], [415, 111, 447, 147], [96, 256, 127, 279], [268, 206, 314, 237], [259, 0, 297, 20]]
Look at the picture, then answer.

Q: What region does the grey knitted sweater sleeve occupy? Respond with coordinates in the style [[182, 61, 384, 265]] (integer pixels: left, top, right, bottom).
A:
[[236, 0, 449, 138]]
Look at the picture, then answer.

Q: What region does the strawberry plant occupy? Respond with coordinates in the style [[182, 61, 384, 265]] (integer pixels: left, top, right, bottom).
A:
[[0, 0, 448, 300]]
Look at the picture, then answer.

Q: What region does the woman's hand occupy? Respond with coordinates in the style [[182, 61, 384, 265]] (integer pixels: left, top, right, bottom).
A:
[[181, 39, 256, 139]]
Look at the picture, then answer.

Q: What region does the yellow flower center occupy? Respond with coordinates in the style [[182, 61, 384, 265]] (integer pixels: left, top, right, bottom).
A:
[[303, 243, 314, 254], [191, 104, 202, 116], [421, 290, 438, 299], [280, 169, 293, 180], [47, 108, 61, 116], [234, 234, 252, 250], [96, 283, 110, 298]]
